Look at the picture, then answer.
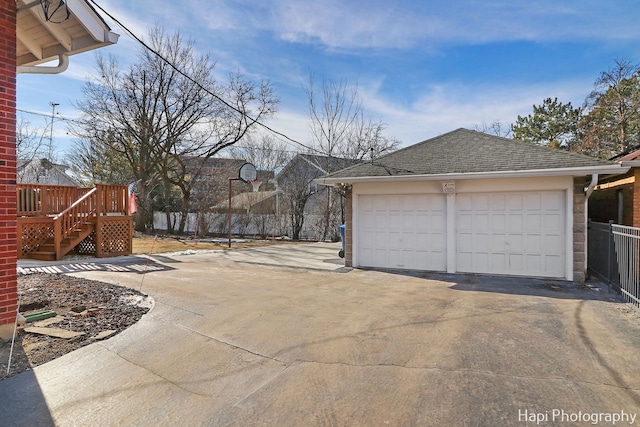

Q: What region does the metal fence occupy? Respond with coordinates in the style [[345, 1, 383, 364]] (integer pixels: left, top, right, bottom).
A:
[[588, 221, 640, 307]]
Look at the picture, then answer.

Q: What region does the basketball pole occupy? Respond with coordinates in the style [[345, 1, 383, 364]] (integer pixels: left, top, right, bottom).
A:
[[228, 178, 239, 248], [229, 162, 257, 249]]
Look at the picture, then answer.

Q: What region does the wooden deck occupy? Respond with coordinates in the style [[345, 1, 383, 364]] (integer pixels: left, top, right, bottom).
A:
[[17, 184, 133, 261]]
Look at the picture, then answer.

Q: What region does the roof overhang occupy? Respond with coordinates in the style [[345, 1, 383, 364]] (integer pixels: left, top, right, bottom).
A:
[[16, 0, 119, 73], [316, 164, 631, 187], [619, 160, 640, 168]]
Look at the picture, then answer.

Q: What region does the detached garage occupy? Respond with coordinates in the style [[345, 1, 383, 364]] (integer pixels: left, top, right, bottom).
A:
[[318, 128, 628, 282]]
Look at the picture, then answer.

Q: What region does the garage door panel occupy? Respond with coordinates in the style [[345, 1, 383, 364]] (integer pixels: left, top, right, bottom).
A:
[[358, 194, 446, 271], [475, 214, 489, 230], [489, 194, 506, 210], [507, 194, 523, 210], [491, 253, 505, 270], [545, 254, 563, 273], [524, 193, 541, 210], [456, 190, 566, 278], [525, 234, 542, 252], [458, 212, 473, 228], [544, 213, 563, 230], [543, 192, 563, 208], [507, 214, 523, 231], [543, 234, 563, 248], [507, 234, 524, 252], [527, 254, 541, 271], [525, 214, 542, 230], [429, 232, 446, 250]]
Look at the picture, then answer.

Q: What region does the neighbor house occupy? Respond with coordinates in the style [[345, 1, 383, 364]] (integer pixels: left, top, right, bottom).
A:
[[317, 128, 628, 282], [17, 158, 81, 186], [588, 147, 640, 227]]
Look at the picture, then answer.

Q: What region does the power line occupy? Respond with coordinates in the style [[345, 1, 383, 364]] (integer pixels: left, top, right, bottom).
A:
[[85, 0, 320, 155], [17, 108, 79, 124]]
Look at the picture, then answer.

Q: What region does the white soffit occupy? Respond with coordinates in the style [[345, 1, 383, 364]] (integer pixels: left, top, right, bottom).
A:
[[317, 164, 631, 186], [16, 0, 119, 68]]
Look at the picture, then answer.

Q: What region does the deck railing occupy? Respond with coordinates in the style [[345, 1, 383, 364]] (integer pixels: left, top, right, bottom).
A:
[[17, 184, 128, 217], [95, 184, 128, 215], [52, 187, 98, 257], [17, 184, 93, 217]]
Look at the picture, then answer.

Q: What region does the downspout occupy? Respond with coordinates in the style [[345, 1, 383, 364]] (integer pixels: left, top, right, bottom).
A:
[[585, 173, 598, 199], [17, 54, 69, 74]]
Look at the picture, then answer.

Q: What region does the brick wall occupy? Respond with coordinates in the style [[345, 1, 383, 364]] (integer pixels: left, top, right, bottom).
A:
[[634, 170, 640, 227], [0, 0, 17, 339], [573, 177, 586, 283]]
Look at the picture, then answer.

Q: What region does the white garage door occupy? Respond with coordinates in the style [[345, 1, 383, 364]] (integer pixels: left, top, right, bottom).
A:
[[357, 194, 446, 270], [456, 191, 566, 278]]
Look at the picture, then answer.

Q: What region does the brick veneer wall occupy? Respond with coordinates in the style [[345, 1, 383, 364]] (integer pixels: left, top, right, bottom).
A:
[[344, 186, 353, 267], [573, 177, 586, 283], [0, 0, 17, 339], [634, 170, 640, 227]]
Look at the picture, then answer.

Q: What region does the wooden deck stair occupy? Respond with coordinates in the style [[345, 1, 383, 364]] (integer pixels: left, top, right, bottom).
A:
[[27, 222, 96, 261], [17, 184, 133, 261]]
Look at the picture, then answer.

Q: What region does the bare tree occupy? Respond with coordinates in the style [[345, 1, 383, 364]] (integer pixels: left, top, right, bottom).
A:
[[16, 117, 47, 160], [304, 74, 400, 239], [66, 137, 133, 186], [228, 132, 292, 173], [474, 120, 512, 138], [70, 26, 278, 232], [283, 169, 315, 240], [306, 75, 400, 159]]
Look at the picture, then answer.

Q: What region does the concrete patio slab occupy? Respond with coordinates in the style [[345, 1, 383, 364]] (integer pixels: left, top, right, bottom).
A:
[[3, 243, 640, 426]]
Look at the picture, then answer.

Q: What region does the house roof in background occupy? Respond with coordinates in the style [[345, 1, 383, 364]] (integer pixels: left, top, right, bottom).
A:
[[277, 153, 362, 179], [321, 128, 624, 182], [611, 146, 640, 162], [17, 158, 81, 186], [16, 0, 118, 67]]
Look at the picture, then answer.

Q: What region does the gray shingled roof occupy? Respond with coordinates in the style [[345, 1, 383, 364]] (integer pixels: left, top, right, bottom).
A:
[[325, 128, 615, 179]]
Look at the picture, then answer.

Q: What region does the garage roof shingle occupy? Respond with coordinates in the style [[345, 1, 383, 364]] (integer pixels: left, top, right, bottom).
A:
[[326, 128, 615, 179]]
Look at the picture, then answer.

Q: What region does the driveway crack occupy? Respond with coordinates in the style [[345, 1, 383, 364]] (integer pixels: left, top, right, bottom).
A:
[[290, 359, 640, 393], [96, 343, 211, 398]]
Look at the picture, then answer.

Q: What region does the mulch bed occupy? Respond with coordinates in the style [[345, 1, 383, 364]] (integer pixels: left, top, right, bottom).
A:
[[1, 273, 151, 380]]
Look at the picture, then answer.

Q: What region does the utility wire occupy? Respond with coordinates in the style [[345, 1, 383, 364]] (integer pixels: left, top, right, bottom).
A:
[[17, 108, 79, 123], [17, 108, 303, 157], [85, 0, 321, 155]]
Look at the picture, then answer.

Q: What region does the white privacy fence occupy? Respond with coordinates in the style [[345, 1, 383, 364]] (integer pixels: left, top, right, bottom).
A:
[[588, 221, 640, 307], [152, 212, 332, 241]]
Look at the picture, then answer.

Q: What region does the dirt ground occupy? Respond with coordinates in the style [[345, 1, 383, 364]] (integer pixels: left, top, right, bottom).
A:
[[131, 233, 304, 254], [1, 235, 308, 381], [0, 274, 151, 380]]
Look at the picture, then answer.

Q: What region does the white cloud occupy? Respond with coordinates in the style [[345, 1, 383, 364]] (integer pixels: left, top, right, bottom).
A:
[[357, 78, 593, 146], [185, 0, 640, 51]]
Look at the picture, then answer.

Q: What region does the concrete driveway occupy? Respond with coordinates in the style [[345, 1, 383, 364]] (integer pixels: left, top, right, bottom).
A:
[[2, 242, 640, 426]]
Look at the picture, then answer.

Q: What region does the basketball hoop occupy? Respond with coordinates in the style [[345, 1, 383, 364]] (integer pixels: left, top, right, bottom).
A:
[[250, 180, 262, 192]]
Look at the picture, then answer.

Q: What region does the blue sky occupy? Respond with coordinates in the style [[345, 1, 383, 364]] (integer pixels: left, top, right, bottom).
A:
[[17, 0, 640, 158]]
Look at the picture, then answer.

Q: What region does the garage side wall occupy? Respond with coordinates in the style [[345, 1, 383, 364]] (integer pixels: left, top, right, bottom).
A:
[[573, 177, 586, 283], [0, 0, 17, 339]]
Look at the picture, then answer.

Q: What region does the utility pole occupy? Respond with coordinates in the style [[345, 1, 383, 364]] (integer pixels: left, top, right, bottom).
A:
[[48, 102, 59, 161]]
